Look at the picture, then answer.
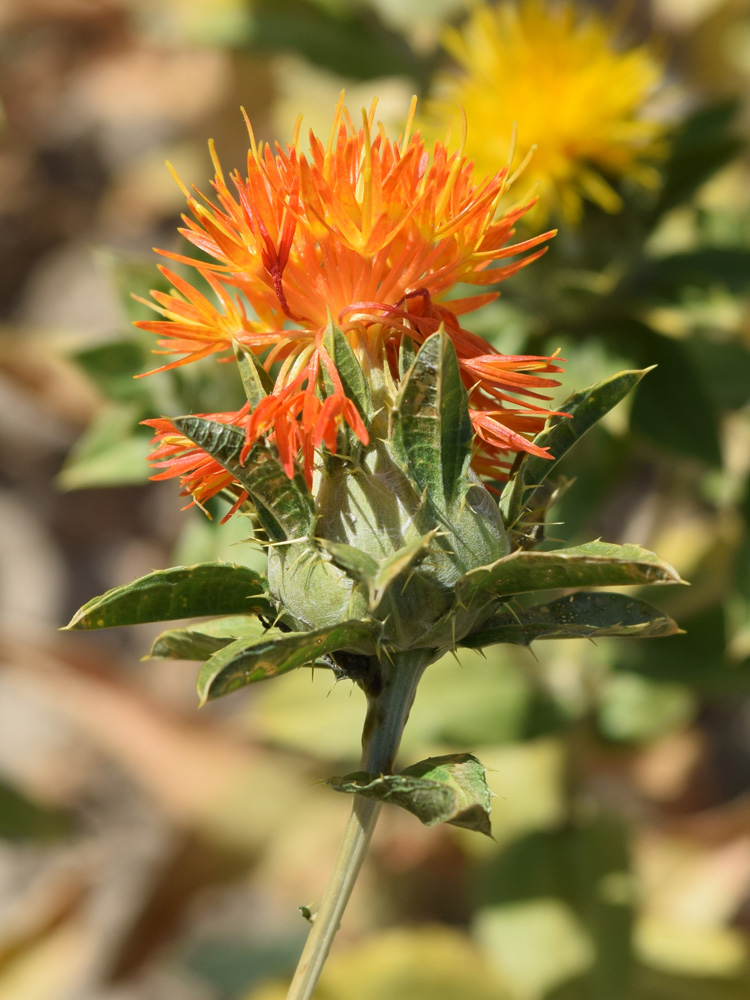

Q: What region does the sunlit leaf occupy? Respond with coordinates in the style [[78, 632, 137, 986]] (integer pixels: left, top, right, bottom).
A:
[[461, 592, 680, 648], [501, 369, 649, 533], [65, 563, 274, 629], [457, 541, 683, 606], [196, 620, 377, 703], [148, 615, 266, 660], [174, 417, 315, 542], [392, 331, 473, 511], [326, 753, 492, 835]]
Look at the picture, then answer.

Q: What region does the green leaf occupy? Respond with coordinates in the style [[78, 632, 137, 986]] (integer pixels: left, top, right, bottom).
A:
[[0, 780, 70, 841], [318, 539, 379, 581], [174, 417, 314, 542], [597, 673, 695, 743], [58, 405, 152, 489], [627, 334, 722, 467], [369, 533, 438, 610], [652, 100, 742, 219], [684, 334, 750, 410], [98, 249, 173, 324], [461, 592, 680, 649], [635, 248, 750, 301], [71, 339, 150, 403], [501, 369, 649, 532], [235, 343, 273, 408], [322, 320, 372, 424], [457, 541, 683, 607], [476, 818, 633, 1000], [244, 0, 427, 84], [398, 335, 416, 378], [148, 615, 266, 660], [321, 533, 439, 611], [392, 330, 473, 511], [196, 620, 377, 702], [65, 563, 274, 630], [326, 753, 492, 836]]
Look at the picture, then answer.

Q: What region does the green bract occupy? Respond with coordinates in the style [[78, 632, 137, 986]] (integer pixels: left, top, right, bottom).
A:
[[267, 329, 509, 649], [67, 327, 682, 708], [65, 323, 684, 844]]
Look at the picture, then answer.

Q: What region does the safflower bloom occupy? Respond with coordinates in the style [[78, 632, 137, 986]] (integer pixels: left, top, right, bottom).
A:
[[68, 95, 684, 1000], [423, 0, 666, 223], [139, 94, 563, 499]]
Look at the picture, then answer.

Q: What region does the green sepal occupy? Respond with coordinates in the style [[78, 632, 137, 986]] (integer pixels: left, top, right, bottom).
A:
[[322, 319, 372, 423], [501, 369, 650, 535], [196, 620, 378, 704], [460, 592, 680, 649], [320, 532, 437, 610], [457, 541, 683, 607], [173, 417, 314, 542], [64, 563, 274, 630], [326, 753, 492, 836], [317, 540, 379, 582], [398, 335, 416, 378], [392, 330, 472, 511], [235, 343, 274, 408], [148, 615, 266, 660]]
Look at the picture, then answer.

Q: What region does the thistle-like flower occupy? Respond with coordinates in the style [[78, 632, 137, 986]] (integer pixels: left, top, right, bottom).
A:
[[67, 97, 682, 1000], [137, 95, 567, 659], [422, 0, 667, 223]]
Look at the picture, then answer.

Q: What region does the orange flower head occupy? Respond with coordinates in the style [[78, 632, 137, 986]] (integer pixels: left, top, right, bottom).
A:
[[138, 95, 563, 498]]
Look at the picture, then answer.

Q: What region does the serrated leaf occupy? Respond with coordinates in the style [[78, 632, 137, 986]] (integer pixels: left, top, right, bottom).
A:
[[457, 541, 683, 607], [148, 615, 266, 660], [461, 592, 680, 649], [326, 753, 492, 836], [322, 320, 372, 423], [65, 563, 274, 630], [235, 343, 274, 408], [196, 620, 377, 702], [174, 417, 314, 541], [501, 369, 648, 531], [392, 330, 472, 510]]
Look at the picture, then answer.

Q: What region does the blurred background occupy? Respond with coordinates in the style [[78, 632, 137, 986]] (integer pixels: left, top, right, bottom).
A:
[[1, 0, 750, 998]]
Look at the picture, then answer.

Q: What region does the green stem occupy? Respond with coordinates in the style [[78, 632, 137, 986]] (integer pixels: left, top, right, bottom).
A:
[[285, 649, 431, 1000]]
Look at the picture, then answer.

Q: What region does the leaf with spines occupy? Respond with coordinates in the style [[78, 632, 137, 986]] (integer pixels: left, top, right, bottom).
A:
[[501, 369, 650, 535], [319, 532, 438, 611], [456, 541, 683, 608], [173, 417, 314, 542], [392, 330, 473, 512], [148, 615, 266, 660], [460, 592, 680, 649], [322, 320, 372, 424], [196, 620, 378, 703], [64, 563, 274, 630], [326, 753, 492, 836], [235, 343, 274, 408]]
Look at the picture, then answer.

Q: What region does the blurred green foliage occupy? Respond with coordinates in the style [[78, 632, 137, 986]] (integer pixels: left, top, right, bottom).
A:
[[48, 1, 750, 998]]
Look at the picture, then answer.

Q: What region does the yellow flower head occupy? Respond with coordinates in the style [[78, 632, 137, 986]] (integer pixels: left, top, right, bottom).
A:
[[423, 0, 666, 223]]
